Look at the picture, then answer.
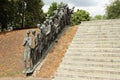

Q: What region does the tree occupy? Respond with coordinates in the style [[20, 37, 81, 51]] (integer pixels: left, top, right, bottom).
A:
[[71, 9, 90, 26], [47, 2, 66, 16], [0, 0, 45, 31], [0, 0, 9, 31], [47, 2, 58, 16], [106, 0, 120, 19], [19, 0, 45, 28], [92, 15, 107, 20]]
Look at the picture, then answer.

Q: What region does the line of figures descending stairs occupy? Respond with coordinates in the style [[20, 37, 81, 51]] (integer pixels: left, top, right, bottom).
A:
[[22, 3, 75, 74]]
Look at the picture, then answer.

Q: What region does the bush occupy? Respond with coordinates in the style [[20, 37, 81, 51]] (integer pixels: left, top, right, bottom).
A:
[[71, 9, 90, 26], [106, 0, 120, 19]]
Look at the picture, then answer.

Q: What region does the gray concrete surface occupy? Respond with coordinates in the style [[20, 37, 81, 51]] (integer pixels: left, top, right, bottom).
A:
[[53, 19, 120, 80]]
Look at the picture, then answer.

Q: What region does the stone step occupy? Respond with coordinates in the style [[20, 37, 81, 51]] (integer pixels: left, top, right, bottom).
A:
[[75, 32, 120, 37], [62, 57, 120, 63], [67, 50, 120, 53], [69, 44, 120, 48], [71, 42, 120, 45], [82, 19, 120, 22], [78, 27, 120, 29], [74, 36, 120, 39], [73, 37, 120, 39], [65, 52, 120, 57], [75, 33, 120, 36], [73, 38, 120, 41], [68, 48, 120, 52], [59, 62, 120, 71], [76, 32, 120, 35], [81, 21, 120, 23], [70, 42, 120, 44], [81, 22, 120, 24], [56, 67, 120, 78], [75, 33, 120, 35], [62, 58, 120, 64], [80, 23, 120, 26], [63, 54, 120, 59], [75, 39, 120, 41], [73, 38, 120, 40], [55, 72, 120, 80], [68, 47, 120, 50], [67, 48, 120, 54], [71, 41, 120, 44], [53, 77, 118, 80], [74, 35, 120, 37], [57, 66, 120, 75], [78, 28, 120, 30], [57, 67, 120, 75], [76, 32, 119, 35], [67, 49, 120, 53], [62, 61, 120, 68]]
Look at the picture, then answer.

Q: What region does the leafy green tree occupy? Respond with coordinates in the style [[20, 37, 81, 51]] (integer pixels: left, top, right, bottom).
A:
[[106, 0, 120, 19], [92, 15, 107, 20], [0, 0, 45, 31], [47, 2, 66, 16], [71, 9, 90, 26], [94, 15, 103, 20], [0, 0, 9, 31], [8, 0, 19, 28], [47, 2, 58, 16], [18, 0, 45, 28], [58, 2, 66, 8]]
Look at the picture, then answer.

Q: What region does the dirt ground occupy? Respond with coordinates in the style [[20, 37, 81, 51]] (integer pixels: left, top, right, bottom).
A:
[[0, 28, 40, 77], [0, 26, 78, 77], [36, 26, 78, 78]]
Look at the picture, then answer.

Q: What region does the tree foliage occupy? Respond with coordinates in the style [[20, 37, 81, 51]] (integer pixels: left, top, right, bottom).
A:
[[106, 0, 120, 19], [25, 0, 45, 26], [71, 9, 90, 26], [47, 2, 58, 16], [92, 15, 107, 20], [47, 2, 66, 16], [0, 0, 45, 32]]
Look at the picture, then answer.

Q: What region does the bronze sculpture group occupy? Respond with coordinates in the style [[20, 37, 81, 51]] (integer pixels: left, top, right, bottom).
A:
[[23, 4, 74, 73]]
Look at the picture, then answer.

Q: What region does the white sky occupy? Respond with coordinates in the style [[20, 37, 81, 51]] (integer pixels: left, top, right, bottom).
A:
[[42, 0, 110, 17]]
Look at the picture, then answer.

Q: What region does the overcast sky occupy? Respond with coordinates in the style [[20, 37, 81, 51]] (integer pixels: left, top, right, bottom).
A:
[[42, 0, 110, 17]]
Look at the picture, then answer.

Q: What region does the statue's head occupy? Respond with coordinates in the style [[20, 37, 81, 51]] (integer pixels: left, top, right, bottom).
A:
[[49, 20, 52, 25], [72, 7, 75, 9], [46, 19, 49, 22], [26, 30, 30, 36], [54, 9, 59, 14], [47, 14, 49, 17], [65, 4, 68, 7], [43, 21, 46, 24], [50, 17, 53, 20], [46, 14, 50, 19], [32, 30, 36, 35], [37, 33, 41, 39], [40, 26, 43, 30], [37, 24, 40, 27], [50, 17, 52, 19], [61, 8, 64, 12], [57, 7, 59, 10]]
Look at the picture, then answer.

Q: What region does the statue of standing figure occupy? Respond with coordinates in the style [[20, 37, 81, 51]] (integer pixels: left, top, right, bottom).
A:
[[23, 30, 32, 73], [31, 30, 37, 64]]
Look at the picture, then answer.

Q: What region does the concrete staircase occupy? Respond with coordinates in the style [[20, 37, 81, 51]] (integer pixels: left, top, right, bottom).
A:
[[53, 19, 120, 80]]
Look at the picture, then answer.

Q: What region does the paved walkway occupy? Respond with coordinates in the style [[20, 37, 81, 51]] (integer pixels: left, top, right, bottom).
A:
[[53, 19, 120, 80]]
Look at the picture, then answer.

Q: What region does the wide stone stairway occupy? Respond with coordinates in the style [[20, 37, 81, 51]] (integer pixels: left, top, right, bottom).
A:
[[53, 19, 120, 80]]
